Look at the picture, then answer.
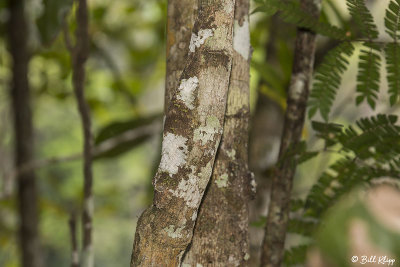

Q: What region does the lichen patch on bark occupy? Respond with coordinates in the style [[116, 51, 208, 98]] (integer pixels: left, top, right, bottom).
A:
[[193, 115, 221, 145], [164, 225, 185, 239], [159, 132, 188, 176], [215, 173, 229, 188], [169, 170, 201, 208], [189, 29, 214, 53], [177, 76, 199, 110]]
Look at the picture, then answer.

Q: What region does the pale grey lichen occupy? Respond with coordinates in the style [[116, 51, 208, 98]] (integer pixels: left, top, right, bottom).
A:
[[250, 172, 257, 194], [191, 211, 198, 221], [289, 73, 306, 100], [215, 173, 229, 188], [169, 167, 201, 208], [177, 76, 199, 110], [244, 253, 250, 261], [189, 29, 214, 53], [194, 116, 221, 145], [159, 132, 188, 176], [226, 149, 236, 160], [164, 225, 184, 239], [233, 17, 250, 60]]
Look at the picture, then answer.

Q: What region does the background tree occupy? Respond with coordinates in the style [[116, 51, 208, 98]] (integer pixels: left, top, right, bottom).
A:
[[8, 0, 42, 266]]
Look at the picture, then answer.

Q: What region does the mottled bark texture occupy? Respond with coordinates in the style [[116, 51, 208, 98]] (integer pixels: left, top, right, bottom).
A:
[[130, 0, 236, 265], [182, 0, 253, 266], [260, 0, 321, 266], [165, 0, 197, 110], [8, 0, 42, 266], [69, 0, 93, 266]]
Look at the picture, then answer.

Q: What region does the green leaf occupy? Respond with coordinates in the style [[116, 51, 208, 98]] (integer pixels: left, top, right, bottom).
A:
[[36, 0, 74, 46], [346, 0, 379, 40], [260, 0, 348, 39], [384, 0, 400, 41], [355, 43, 381, 109], [385, 43, 400, 105], [284, 245, 309, 266], [94, 114, 161, 159], [308, 42, 355, 120]]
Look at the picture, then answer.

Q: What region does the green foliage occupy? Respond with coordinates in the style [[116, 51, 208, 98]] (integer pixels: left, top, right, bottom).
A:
[[346, 0, 379, 40], [355, 43, 381, 109], [284, 245, 309, 266], [385, 43, 400, 105], [94, 114, 161, 159], [36, 0, 73, 46], [384, 1, 400, 105], [253, 0, 348, 39], [285, 115, 400, 264], [308, 42, 355, 120], [385, 0, 400, 40]]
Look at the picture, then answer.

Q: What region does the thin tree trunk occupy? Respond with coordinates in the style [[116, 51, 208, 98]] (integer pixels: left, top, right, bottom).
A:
[[68, 0, 93, 266], [130, 0, 236, 265], [248, 15, 288, 266], [165, 0, 197, 110], [8, 0, 42, 266], [260, 0, 321, 266], [182, 0, 253, 265]]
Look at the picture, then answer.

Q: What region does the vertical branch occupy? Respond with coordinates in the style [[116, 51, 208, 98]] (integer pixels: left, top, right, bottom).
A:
[[260, 0, 321, 266], [8, 0, 42, 267], [131, 0, 236, 265], [182, 0, 254, 265], [66, 0, 93, 266], [69, 213, 80, 267], [165, 0, 197, 110]]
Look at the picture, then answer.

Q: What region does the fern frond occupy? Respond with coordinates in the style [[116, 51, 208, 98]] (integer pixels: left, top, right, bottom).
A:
[[257, 0, 348, 39], [385, 43, 400, 105], [346, 0, 379, 40], [385, 0, 400, 40], [305, 115, 400, 218], [308, 42, 355, 120], [339, 114, 400, 163], [355, 43, 381, 109], [288, 218, 318, 237]]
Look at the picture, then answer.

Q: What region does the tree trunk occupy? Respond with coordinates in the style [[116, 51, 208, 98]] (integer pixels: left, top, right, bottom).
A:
[[165, 0, 197, 110], [8, 0, 42, 266], [181, 0, 253, 266], [131, 0, 236, 265], [248, 15, 288, 266], [66, 0, 93, 266], [260, 0, 321, 266]]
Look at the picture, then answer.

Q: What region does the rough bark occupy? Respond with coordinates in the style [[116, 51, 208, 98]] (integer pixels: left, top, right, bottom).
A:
[[131, 0, 236, 265], [68, 0, 93, 266], [8, 0, 42, 266], [182, 0, 253, 265], [260, 0, 321, 266], [165, 0, 197, 110]]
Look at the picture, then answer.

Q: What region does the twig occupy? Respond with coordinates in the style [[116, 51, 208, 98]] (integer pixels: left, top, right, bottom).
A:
[[69, 212, 80, 267], [260, 0, 321, 266], [0, 121, 162, 197], [68, 0, 93, 266]]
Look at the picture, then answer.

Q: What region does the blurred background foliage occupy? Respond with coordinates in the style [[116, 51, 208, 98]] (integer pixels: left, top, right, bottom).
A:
[[0, 0, 399, 266]]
